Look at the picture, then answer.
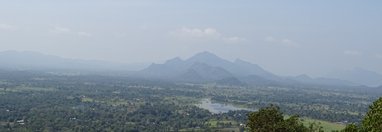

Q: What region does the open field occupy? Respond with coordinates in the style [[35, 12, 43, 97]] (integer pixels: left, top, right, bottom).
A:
[[301, 117, 346, 132]]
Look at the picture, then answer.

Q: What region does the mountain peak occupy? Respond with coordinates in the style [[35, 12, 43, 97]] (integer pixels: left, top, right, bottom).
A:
[[165, 57, 183, 64], [190, 51, 219, 59], [138, 51, 278, 83], [197, 51, 216, 56], [186, 51, 226, 63]]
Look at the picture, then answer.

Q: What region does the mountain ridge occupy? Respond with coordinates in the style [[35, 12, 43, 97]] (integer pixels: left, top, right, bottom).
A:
[[327, 68, 382, 87], [136, 51, 277, 85], [0, 50, 379, 87], [0, 50, 142, 71], [137, 51, 368, 86]]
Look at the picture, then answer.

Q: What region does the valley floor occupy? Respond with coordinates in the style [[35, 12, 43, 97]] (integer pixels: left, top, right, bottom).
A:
[[0, 71, 379, 131]]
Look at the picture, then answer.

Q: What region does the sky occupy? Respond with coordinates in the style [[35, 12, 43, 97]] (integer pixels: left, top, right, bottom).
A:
[[1, 0, 381, 76]]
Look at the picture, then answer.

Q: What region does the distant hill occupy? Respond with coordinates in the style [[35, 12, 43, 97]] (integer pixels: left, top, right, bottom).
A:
[[137, 51, 366, 86], [178, 62, 234, 82], [136, 51, 279, 85], [288, 74, 359, 86], [0, 50, 373, 87], [327, 68, 382, 87], [186, 52, 278, 79], [0, 50, 142, 72]]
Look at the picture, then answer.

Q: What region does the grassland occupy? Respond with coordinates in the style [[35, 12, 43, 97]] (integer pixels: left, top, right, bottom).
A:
[[301, 117, 346, 132], [281, 115, 346, 131], [206, 119, 239, 128]]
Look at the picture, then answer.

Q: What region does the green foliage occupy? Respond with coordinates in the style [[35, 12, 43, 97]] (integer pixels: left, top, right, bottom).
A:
[[282, 116, 309, 132], [247, 105, 308, 132], [247, 105, 283, 131], [307, 122, 324, 132], [362, 97, 382, 132], [341, 123, 358, 132], [340, 97, 382, 132], [299, 117, 345, 131]]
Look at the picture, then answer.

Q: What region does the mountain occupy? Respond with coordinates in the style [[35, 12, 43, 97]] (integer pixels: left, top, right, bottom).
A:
[[0, 50, 142, 72], [137, 51, 367, 87], [177, 63, 234, 82], [1, 50, 373, 87], [138, 57, 188, 79], [233, 59, 278, 80], [289, 74, 358, 86], [186, 52, 277, 79], [137, 51, 277, 84], [327, 68, 382, 87], [239, 75, 278, 86]]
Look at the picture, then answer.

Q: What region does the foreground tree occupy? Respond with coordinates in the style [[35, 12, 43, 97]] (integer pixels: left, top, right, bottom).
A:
[[248, 97, 382, 132], [362, 97, 382, 132], [341, 123, 358, 132], [247, 105, 308, 132], [340, 97, 382, 132]]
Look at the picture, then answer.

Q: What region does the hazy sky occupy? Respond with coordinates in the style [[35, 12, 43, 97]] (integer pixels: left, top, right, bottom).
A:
[[1, 0, 381, 76]]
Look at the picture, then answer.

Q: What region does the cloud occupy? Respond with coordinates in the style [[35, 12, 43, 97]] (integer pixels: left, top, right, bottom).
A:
[[375, 53, 382, 59], [343, 50, 362, 56], [223, 36, 246, 43], [0, 23, 17, 31], [170, 27, 245, 43], [50, 25, 92, 37], [281, 39, 299, 47], [51, 26, 71, 33], [77, 32, 92, 37], [264, 36, 277, 43], [264, 36, 299, 47], [172, 27, 221, 38]]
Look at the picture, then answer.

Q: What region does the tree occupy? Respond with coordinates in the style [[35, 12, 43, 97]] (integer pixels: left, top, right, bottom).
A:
[[247, 105, 283, 132], [362, 97, 382, 132], [341, 97, 382, 132], [307, 122, 324, 132], [341, 123, 358, 132], [247, 105, 308, 132], [282, 116, 309, 132]]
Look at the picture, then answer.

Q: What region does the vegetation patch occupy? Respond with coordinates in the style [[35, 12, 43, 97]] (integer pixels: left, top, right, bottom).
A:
[[206, 119, 238, 128], [300, 117, 346, 132], [5, 86, 56, 92]]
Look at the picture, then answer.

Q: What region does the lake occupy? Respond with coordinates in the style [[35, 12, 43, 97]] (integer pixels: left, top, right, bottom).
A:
[[196, 98, 254, 114]]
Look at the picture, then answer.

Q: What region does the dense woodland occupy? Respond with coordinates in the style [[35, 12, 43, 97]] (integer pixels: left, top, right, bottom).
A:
[[247, 97, 382, 132], [0, 70, 381, 131]]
